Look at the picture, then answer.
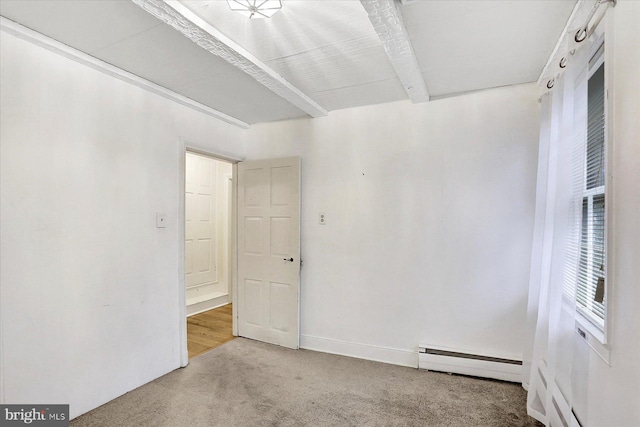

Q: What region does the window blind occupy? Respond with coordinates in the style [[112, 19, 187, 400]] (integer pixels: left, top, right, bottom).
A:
[[586, 64, 606, 190], [576, 56, 606, 325]]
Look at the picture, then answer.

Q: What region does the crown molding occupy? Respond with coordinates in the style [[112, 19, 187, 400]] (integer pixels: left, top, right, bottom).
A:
[[0, 16, 250, 129]]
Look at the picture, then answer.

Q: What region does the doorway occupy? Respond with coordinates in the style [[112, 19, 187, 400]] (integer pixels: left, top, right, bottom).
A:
[[184, 151, 234, 358], [178, 152, 301, 364]]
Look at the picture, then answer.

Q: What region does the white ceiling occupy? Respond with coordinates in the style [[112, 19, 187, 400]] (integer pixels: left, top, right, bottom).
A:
[[181, 0, 408, 112], [403, 0, 578, 97], [0, 0, 577, 125]]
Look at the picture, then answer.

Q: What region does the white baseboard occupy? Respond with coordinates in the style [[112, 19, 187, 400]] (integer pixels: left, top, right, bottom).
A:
[[300, 334, 417, 368], [186, 294, 229, 317]]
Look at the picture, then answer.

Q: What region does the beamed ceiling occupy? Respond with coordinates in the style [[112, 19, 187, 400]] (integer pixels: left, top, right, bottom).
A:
[[0, 0, 578, 126]]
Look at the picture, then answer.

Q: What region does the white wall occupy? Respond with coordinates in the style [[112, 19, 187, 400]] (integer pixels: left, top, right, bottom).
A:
[[0, 31, 245, 418], [245, 83, 542, 366], [575, 2, 640, 426]]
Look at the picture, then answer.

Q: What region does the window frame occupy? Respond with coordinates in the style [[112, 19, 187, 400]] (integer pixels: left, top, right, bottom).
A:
[[574, 28, 612, 362], [576, 41, 606, 328]]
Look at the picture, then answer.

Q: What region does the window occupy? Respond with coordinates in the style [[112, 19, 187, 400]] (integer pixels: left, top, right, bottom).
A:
[[576, 41, 606, 330]]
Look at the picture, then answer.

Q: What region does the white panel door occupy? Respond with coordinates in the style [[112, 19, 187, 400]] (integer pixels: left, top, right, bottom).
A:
[[237, 157, 300, 349], [185, 153, 218, 294]]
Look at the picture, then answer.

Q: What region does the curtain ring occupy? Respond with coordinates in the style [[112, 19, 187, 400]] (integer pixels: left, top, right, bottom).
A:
[[547, 79, 555, 89], [575, 28, 587, 43], [559, 57, 567, 68]]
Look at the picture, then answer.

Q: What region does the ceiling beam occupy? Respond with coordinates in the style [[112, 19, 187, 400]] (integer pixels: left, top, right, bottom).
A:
[[131, 0, 327, 118], [360, 0, 429, 103]]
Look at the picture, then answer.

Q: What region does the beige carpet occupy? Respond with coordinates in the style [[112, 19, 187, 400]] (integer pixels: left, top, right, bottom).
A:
[[72, 338, 541, 426]]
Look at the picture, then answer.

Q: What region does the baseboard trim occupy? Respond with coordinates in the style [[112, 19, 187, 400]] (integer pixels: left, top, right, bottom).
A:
[[186, 294, 229, 317], [300, 334, 417, 368]]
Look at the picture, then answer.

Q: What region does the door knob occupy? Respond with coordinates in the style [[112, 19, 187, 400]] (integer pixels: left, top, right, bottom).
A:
[[284, 258, 294, 262]]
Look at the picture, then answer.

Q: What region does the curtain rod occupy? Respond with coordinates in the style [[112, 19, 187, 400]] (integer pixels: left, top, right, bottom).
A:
[[575, 0, 615, 42], [537, 0, 616, 90]]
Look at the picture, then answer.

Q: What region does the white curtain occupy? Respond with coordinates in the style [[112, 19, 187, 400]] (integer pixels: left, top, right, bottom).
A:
[[523, 44, 589, 426]]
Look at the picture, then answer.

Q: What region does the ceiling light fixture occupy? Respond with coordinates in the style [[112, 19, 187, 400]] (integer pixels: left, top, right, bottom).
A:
[[226, 0, 282, 19]]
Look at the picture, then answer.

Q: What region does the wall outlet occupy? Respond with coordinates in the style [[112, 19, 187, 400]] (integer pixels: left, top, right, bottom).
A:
[[319, 213, 326, 225], [156, 212, 167, 228]]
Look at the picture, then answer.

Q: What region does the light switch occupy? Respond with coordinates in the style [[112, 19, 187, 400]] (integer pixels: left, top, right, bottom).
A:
[[156, 213, 167, 228], [319, 213, 326, 225]]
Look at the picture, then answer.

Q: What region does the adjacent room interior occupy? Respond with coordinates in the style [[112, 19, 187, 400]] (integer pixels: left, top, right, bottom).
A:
[[1, 1, 638, 426], [184, 151, 234, 358]]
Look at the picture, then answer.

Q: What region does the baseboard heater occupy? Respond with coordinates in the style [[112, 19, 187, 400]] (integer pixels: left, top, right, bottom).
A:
[[418, 345, 522, 383]]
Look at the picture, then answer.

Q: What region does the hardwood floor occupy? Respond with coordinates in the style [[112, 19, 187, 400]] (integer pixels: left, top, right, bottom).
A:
[[187, 304, 234, 359]]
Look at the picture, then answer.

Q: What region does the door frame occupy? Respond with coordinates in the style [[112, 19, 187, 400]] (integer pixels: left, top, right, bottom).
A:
[[178, 138, 242, 367]]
